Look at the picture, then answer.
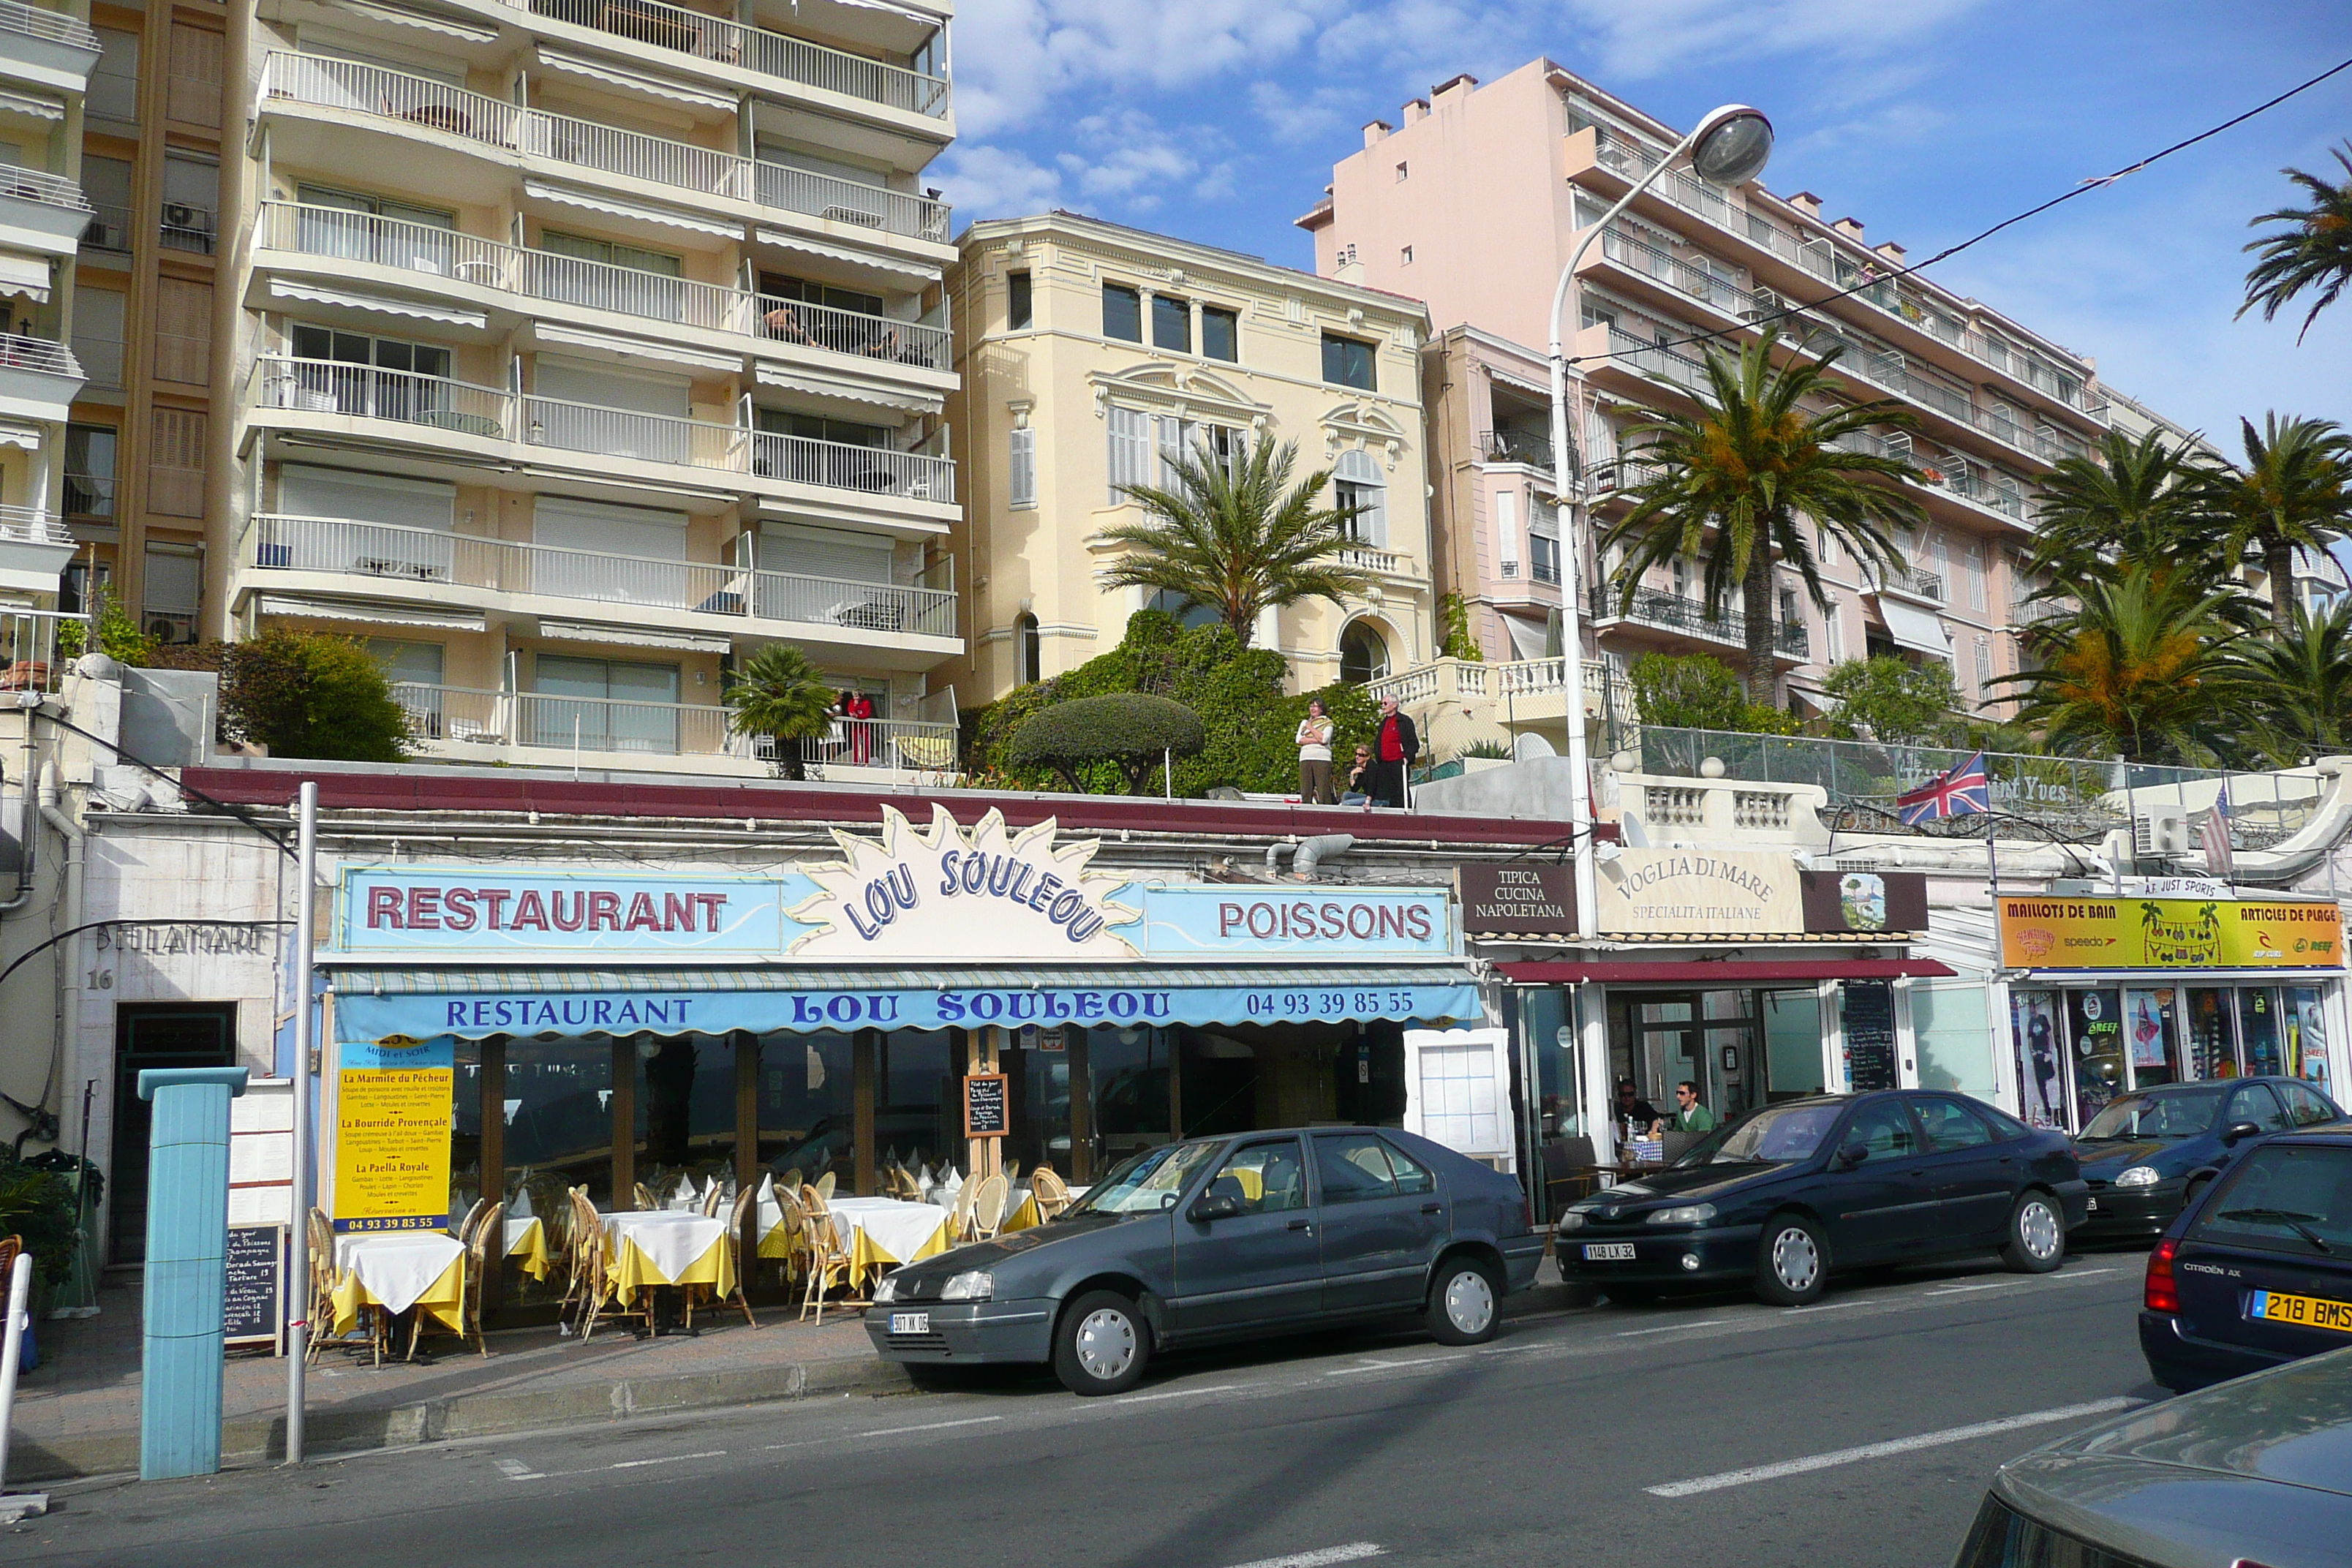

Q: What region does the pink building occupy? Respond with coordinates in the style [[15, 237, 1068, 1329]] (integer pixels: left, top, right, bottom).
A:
[[1300, 63, 2111, 721]]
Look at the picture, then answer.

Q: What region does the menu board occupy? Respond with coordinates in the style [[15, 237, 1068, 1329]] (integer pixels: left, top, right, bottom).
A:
[[963, 1073, 1007, 1139], [224, 1223, 286, 1354], [333, 1036, 455, 1232], [1843, 981, 1899, 1093]]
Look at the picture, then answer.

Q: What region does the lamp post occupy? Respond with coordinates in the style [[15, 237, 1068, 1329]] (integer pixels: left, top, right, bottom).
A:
[[1544, 104, 1771, 1144]]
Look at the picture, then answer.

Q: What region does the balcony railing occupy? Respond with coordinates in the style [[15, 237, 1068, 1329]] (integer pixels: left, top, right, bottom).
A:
[[159, 200, 214, 253], [514, 0, 949, 119], [62, 471, 110, 519], [1604, 325, 1712, 394], [0, 504, 65, 544], [249, 513, 957, 641], [256, 203, 950, 369], [0, 165, 84, 214], [0, 0, 97, 50], [750, 429, 954, 502], [1593, 581, 1809, 658], [256, 356, 510, 435], [1335, 543, 1406, 576], [80, 203, 129, 252], [260, 53, 950, 243], [1477, 429, 1555, 469], [393, 681, 960, 769], [1903, 569, 1945, 602]]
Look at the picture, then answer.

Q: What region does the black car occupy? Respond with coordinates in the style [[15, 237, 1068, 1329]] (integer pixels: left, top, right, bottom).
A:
[[864, 1126, 1544, 1395], [2076, 1077, 2342, 1242], [1557, 1090, 2087, 1307], [2140, 1120, 2352, 1392]]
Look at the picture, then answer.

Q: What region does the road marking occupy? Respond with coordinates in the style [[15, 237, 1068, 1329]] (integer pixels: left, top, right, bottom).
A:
[[1115, 1383, 1245, 1405], [1644, 1398, 2139, 1498], [1921, 1281, 2023, 1297], [1616, 1319, 1727, 1337], [1781, 1301, 1861, 1314], [608, 1450, 727, 1471], [1219, 1544, 1387, 1568], [495, 1459, 543, 1481], [859, 1415, 1003, 1438], [1354, 1355, 1449, 1368]]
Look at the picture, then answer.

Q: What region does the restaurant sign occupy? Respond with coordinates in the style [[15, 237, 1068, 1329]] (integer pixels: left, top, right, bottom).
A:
[[330, 1034, 453, 1232], [1456, 864, 1576, 938], [1595, 848, 1802, 936], [1997, 895, 2345, 971]]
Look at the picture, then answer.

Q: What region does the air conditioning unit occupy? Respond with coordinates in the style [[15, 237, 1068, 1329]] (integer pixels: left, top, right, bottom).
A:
[[2136, 804, 2192, 859], [144, 613, 195, 646], [162, 202, 212, 234]]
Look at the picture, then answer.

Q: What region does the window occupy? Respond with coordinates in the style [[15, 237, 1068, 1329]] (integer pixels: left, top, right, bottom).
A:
[[1395, 161, 1409, 181], [2223, 1083, 2292, 1134], [167, 21, 223, 127], [80, 157, 132, 252], [295, 185, 456, 271], [1006, 269, 1031, 330], [1339, 621, 1389, 685], [1316, 1134, 1398, 1203], [1202, 306, 1238, 362], [141, 544, 200, 644], [1529, 500, 1561, 584], [1400, 245, 1413, 266], [1580, 300, 1617, 333], [1102, 282, 1142, 342], [91, 27, 137, 124], [1493, 489, 1518, 578], [154, 277, 213, 385], [72, 287, 125, 390], [147, 407, 206, 518], [369, 639, 444, 690], [64, 425, 116, 519], [1156, 416, 1237, 489], [2187, 1144, 2352, 1259], [1204, 1138, 1307, 1214], [1911, 1096, 1993, 1151], [1151, 294, 1189, 353], [532, 655, 682, 753], [755, 407, 888, 447], [1106, 405, 1153, 503], [1008, 426, 1036, 509], [161, 154, 219, 253], [1973, 636, 1993, 697], [1332, 449, 1385, 546], [1322, 333, 1376, 391], [289, 323, 451, 378], [1822, 595, 1844, 662], [1842, 1101, 1920, 1158], [546, 230, 683, 278], [1817, 521, 1838, 565], [1016, 613, 1041, 685], [2282, 1081, 2340, 1127], [1965, 542, 1987, 610]]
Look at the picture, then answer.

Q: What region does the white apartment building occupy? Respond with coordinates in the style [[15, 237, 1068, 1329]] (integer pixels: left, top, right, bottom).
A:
[[215, 0, 962, 776]]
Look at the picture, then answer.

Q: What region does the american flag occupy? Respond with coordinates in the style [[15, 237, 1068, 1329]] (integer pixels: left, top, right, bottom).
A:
[[2202, 784, 2234, 878], [1897, 751, 1991, 826]]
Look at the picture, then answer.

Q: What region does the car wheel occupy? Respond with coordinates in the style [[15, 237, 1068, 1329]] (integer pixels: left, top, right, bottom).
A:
[[2182, 1175, 2212, 1217], [1426, 1256, 1501, 1346], [2000, 1191, 2066, 1273], [1754, 1213, 1828, 1305], [1052, 1290, 1150, 1396]]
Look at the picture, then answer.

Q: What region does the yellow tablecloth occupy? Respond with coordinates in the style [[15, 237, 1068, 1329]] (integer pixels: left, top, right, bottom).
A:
[[1000, 1193, 1041, 1234], [604, 1215, 735, 1298], [506, 1215, 551, 1281], [826, 1196, 952, 1286], [330, 1254, 464, 1337]]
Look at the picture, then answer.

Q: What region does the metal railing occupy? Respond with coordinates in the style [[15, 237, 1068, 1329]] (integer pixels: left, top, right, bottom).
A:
[[62, 471, 110, 519], [159, 200, 214, 253], [0, 165, 84, 213], [0, 606, 83, 697], [1591, 580, 1809, 658], [514, 0, 949, 118], [250, 513, 956, 640], [1604, 325, 1713, 394], [392, 681, 960, 770], [0, 333, 80, 379], [80, 202, 129, 252], [255, 356, 510, 435], [0, 0, 97, 50], [0, 504, 65, 545], [750, 429, 954, 503], [260, 53, 949, 242], [1477, 429, 1555, 469]]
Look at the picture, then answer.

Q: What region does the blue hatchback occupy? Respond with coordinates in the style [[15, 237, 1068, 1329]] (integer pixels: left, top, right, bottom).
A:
[[2075, 1077, 2342, 1243], [2140, 1121, 2352, 1392]]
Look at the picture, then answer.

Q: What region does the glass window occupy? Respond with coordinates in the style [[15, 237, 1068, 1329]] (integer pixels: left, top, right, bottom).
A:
[[1314, 1133, 1399, 1205], [2125, 988, 2182, 1088], [2186, 987, 2236, 1079], [1205, 1137, 1307, 1213], [505, 1037, 617, 1207], [1006, 269, 1031, 330], [2068, 990, 2125, 1124], [2287, 987, 2326, 1085], [2240, 988, 2283, 1077], [1912, 1096, 1994, 1150], [1069, 1138, 1219, 1215], [532, 655, 681, 754], [369, 638, 443, 687], [1016, 613, 1041, 684], [1762, 989, 1823, 1101], [1322, 333, 1376, 391], [2280, 1081, 2340, 1127], [1914, 984, 1997, 1098], [65, 424, 117, 521], [2187, 1143, 2352, 1258], [1692, 1101, 1842, 1164], [1843, 1101, 1921, 1159], [448, 1037, 483, 1224], [2081, 1088, 2226, 1140], [1152, 294, 1189, 353], [2224, 1082, 2293, 1134], [1088, 1024, 1171, 1173], [878, 1030, 956, 1177], [1339, 621, 1389, 685], [1202, 306, 1238, 362], [2011, 990, 2065, 1128], [1102, 283, 1142, 342], [755, 271, 881, 316], [1382, 1139, 1434, 1194], [758, 1031, 853, 1191], [633, 1033, 736, 1204]]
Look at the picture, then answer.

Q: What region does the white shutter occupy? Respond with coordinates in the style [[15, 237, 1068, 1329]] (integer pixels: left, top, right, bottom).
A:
[[761, 522, 892, 584], [532, 356, 690, 418], [1334, 448, 1387, 546], [280, 465, 454, 530], [1493, 488, 1519, 578], [1106, 406, 1150, 503], [535, 496, 687, 559], [1967, 543, 1987, 610], [1008, 427, 1036, 510]]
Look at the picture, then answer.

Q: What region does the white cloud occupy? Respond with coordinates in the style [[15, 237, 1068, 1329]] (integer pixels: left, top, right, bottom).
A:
[[1556, 0, 1994, 80], [1249, 80, 1360, 143], [933, 144, 1063, 219]]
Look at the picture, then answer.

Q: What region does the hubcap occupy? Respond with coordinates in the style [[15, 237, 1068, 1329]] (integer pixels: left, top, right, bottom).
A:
[[2020, 1199, 2061, 1260], [1772, 1226, 1820, 1292], [1444, 1269, 1496, 1335], [1073, 1307, 1136, 1382]]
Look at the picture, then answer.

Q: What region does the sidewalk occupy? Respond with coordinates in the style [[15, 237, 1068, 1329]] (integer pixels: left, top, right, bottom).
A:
[[9, 1263, 1583, 1482]]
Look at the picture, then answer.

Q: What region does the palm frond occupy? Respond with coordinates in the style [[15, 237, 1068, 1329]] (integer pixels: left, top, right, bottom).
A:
[[2239, 143, 2352, 342]]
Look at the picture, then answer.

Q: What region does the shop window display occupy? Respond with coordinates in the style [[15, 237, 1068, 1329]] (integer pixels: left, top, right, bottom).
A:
[[633, 1032, 736, 1205], [504, 1037, 616, 1207], [2068, 990, 2125, 1124], [2288, 987, 2332, 1098], [2187, 988, 2236, 1079], [2125, 989, 2182, 1089], [2011, 990, 2065, 1128], [2240, 989, 2283, 1078]]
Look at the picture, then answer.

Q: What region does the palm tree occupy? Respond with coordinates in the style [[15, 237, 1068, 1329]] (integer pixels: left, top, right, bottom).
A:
[[2227, 598, 2352, 761], [2024, 426, 2218, 585], [2202, 413, 2352, 631], [1604, 327, 1926, 706], [724, 641, 836, 780], [2239, 142, 2352, 342], [1997, 566, 2247, 764], [1096, 434, 1373, 648]]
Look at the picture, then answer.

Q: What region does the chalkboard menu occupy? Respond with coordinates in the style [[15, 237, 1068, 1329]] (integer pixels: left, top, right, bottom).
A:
[[963, 1073, 1007, 1138], [225, 1223, 287, 1354], [1843, 981, 1899, 1093]]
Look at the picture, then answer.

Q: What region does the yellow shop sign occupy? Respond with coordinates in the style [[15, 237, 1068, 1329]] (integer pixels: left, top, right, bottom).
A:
[[1997, 896, 2344, 971]]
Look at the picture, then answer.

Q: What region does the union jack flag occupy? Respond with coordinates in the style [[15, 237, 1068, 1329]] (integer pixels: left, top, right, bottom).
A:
[[1898, 751, 1990, 826]]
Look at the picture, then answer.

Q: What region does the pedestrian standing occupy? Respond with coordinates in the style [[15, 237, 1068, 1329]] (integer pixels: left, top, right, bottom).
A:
[[1294, 698, 1335, 803], [845, 688, 875, 765], [1366, 696, 1418, 808]]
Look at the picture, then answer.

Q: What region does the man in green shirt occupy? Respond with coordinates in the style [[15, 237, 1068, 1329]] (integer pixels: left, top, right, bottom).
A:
[[1671, 1081, 1717, 1133]]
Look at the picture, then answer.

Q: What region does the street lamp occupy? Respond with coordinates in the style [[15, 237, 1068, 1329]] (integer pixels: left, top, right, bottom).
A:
[[1542, 103, 1770, 1141]]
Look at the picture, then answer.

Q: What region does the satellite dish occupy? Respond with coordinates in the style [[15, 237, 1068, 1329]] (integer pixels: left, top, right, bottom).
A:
[[1513, 733, 1556, 761]]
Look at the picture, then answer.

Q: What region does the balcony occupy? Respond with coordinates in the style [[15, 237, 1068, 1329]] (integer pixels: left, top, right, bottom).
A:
[[160, 199, 216, 255], [244, 513, 957, 660], [0, 503, 69, 595], [514, 0, 949, 124], [0, 165, 86, 259], [0, 0, 99, 97], [1591, 581, 1809, 660], [254, 202, 952, 381], [79, 203, 131, 256], [1335, 543, 1417, 579], [259, 53, 951, 249], [1476, 429, 1556, 470], [0, 332, 80, 421]]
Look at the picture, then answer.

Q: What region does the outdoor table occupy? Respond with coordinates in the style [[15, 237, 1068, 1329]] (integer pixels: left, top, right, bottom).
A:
[[331, 1231, 467, 1352], [825, 1196, 951, 1285], [603, 1211, 734, 1297], [505, 1215, 551, 1281], [1000, 1183, 1041, 1234]]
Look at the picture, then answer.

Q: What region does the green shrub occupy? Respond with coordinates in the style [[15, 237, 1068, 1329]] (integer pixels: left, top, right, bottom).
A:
[[55, 587, 154, 667], [1628, 652, 1747, 730], [1737, 703, 1803, 736], [0, 1155, 80, 1285], [1820, 655, 1962, 745], [1009, 693, 1206, 793], [1437, 592, 1485, 662], [222, 629, 412, 761]]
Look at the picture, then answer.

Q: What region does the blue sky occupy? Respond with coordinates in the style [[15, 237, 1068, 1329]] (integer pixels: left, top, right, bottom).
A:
[[935, 1, 2352, 441]]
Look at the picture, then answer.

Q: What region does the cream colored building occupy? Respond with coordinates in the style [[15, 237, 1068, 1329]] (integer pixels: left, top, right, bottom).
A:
[[945, 212, 1433, 704]]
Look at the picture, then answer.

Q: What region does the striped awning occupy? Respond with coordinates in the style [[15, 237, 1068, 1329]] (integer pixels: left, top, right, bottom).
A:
[[325, 962, 1480, 994]]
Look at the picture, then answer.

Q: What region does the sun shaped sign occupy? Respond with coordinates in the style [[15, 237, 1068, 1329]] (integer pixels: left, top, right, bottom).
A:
[[786, 803, 1142, 960]]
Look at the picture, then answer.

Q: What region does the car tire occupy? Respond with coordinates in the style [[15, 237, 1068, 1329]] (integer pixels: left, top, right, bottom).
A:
[[1052, 1290, 1150, 1396], [2000, 1191, 2067, 1273], [1754, 1213, 1828, 1306], [1426, 1256, 1501, 1346]]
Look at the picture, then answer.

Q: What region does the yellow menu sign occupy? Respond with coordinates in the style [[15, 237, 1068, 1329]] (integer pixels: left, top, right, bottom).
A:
[[332, 1036, 453, 1232], [1998, 895, 2344, 971]]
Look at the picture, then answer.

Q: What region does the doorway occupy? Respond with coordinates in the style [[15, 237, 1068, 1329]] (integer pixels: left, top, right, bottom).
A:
[[1607, 991, 1760, 1127], [110, 1003, 236, 1262]]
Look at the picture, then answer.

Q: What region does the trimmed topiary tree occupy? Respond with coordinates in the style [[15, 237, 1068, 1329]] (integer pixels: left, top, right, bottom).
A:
[[1008, 693, 1206, 794], [221, 629, 412, 761]]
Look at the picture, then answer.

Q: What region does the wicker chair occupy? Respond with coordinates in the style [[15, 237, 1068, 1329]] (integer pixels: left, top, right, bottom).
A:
[[1030, 1165, 1073, 1221], [795, 1183, 856, 1326], [453, 1197, 489, 1248], [813, 1169, 837, 1200], [305, 1208, 342, 1365], [692, 1186, 758, 1331], [460, 1199, 504, 1356], [945, 1178, 979, 1244], [970, 1174, 1010, 1242]]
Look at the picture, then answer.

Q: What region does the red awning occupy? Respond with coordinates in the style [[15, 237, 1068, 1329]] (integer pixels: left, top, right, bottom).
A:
[[1496, 958, 1957, 984]]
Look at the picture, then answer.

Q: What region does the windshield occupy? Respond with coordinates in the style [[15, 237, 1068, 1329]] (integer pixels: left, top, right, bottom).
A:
[[1066, 1140, 1222, 1215], [1682, 1102, 1844, 1166], [2082, 1087, 2224, 1141], [2188, 1144, 2352, 1258]]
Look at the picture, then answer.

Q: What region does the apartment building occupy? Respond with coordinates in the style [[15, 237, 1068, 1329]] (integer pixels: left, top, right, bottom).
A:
[[203, 0, 961, 777], [1302, 64, 2114, 728], [946, 211, 1433, 704]]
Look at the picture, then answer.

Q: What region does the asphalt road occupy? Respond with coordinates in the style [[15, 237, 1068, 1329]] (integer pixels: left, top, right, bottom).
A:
[[9, 1247, 2160, 1568]]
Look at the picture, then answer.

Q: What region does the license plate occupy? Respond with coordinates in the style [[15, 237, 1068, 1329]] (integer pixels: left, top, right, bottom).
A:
[[1583, 1243, 1637, 1262], [2250, 1291, 2352, 1333], [889, 1312, 930, 1335], [2086, 1198, 2098, 1211]]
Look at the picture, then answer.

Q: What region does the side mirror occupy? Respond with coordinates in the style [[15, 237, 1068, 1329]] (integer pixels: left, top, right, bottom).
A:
[[1834, 1142, 1869, 1172], [2220, 1121, 2264, 1147], [1188, 1194, 1242, 1223]]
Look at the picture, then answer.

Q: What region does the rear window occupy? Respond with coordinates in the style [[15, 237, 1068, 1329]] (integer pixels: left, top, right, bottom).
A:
[[2187, 1142, 2352, 1259], [2081, 1087, 2225, 1140], [1953, 1494, 2155, 1568]]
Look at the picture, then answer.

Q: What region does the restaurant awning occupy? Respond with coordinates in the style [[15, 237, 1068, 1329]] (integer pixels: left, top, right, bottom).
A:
[[327, 962, 1489, 1041], [1495, 959, 1956, 984], [1874, 598, 1951, 657]]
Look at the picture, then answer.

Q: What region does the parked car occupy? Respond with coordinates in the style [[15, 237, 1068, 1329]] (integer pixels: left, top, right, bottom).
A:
[[1556, 1090, 2087, 1307], [2076, 1077, 2342, 1243], [2140, 1119, 2352, 1392], [1950, 1348, 2352, 1568], [864, 1126, 1544, 1395]]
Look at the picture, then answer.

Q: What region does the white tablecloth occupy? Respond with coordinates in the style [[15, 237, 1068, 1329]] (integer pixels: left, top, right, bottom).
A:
[[336, 1233, 465, 1316], [826, 1196, 950, 1264], [504, 1215, 539, 1255], [604, 1211, 726, 1281]]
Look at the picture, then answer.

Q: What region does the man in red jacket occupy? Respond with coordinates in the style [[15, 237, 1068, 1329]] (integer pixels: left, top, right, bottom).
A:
[[1365, 696, 1419, 808]]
